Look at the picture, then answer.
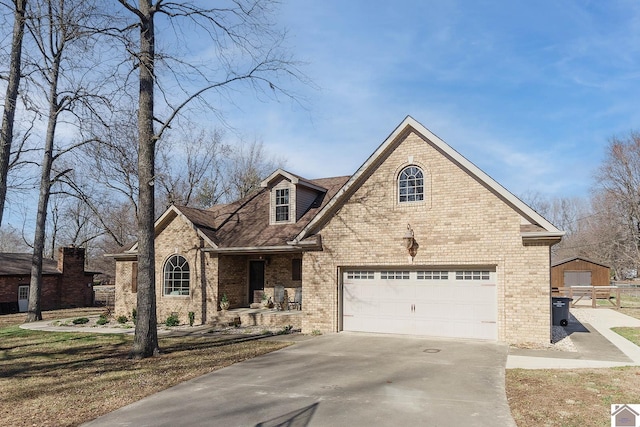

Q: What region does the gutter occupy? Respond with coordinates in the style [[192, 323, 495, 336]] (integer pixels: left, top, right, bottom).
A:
[[202, 245, 304, 254], [104, 252, 138, 260], [521, 231, 565, 244], [201, 236, 323, 254]]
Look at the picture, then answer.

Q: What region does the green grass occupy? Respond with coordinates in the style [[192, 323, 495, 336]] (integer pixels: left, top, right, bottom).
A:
[[612, 326, 640, 346]]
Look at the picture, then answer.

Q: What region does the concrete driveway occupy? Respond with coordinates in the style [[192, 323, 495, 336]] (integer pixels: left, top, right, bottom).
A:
[[83, 333, 515, 427]]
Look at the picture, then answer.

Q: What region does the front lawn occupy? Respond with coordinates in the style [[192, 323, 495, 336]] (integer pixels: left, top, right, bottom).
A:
[[506, 367, 640, 427], [0, 321, 290, 427]]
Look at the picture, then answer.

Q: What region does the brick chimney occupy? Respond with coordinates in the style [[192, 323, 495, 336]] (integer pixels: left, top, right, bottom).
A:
[[58, 246, 85, 274], [58, 246, 92, 307]]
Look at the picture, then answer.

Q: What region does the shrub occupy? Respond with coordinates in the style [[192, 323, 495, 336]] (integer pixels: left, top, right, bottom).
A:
[[72, 317, 89, 325], [220, 293, 230, 310], [117, 315, 128, 324], [188, 311, 195, 327], [131, 308, 137, 323], [96, 315, 109, 326], [165, 313, 180, 327], [277, 325, 293, 335]]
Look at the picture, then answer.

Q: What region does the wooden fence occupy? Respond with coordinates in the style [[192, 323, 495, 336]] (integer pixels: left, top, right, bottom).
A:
[[93, 285, 115, 308], [554, 285, 640, 309]]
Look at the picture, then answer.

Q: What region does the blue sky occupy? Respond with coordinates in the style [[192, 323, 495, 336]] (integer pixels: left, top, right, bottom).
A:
[[4, 0, 640, 236], [226, 0, 640, 199]]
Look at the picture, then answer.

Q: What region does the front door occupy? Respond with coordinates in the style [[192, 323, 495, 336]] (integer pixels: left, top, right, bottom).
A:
[[249, 261, 265, 304], [18, 285, 29, 312]]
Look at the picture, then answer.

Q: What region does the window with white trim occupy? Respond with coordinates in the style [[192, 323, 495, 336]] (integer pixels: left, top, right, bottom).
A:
[[455, 271, 490, 281], [380, 271, 410, 280], [346, 271, 375, 280], [164, 255, 190, 295], [18, 285, 29, 300], [417, 271, 449, 280], [275, 188, 290, 222], [398, 166, 424, 203]]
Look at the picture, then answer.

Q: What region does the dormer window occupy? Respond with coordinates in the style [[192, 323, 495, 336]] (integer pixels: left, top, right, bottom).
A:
[[262, 169, 327, 225], [275, 188, 290, 222]]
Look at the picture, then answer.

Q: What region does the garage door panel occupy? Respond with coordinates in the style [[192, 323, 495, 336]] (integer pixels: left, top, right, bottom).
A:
[[343, 269, 497, 340], [345, 292, 410, 318], [378, 283, 413, 301], [344, 314, 411, 334]]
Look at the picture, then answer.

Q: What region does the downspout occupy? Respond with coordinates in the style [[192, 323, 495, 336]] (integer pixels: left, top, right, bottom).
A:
[[199, 238, 206, 324]]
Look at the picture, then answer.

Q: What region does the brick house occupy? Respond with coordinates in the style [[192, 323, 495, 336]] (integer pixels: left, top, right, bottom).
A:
[[111, 116, 563, 345], [0, 247, 96, 314]]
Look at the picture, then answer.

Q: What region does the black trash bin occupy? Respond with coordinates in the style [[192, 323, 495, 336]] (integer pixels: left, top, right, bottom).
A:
[[551, 297, 572, 326]]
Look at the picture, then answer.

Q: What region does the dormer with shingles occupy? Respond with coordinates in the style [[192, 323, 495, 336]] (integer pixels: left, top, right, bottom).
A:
[[261, 169, 328, 225]]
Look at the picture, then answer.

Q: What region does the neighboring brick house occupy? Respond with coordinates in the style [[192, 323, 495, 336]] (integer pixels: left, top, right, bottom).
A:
[[0, 247, 97, 314], [111, 116, 563, 345]]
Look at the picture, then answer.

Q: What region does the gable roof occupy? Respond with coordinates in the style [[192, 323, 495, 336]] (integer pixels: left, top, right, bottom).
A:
[[0, 253, 61, 276], [552, 256, 610, 269], [293, 116, 564, 244], [261, 169, 328, 192], [121, 175, 351, 256], [198, 175, 349, 251]]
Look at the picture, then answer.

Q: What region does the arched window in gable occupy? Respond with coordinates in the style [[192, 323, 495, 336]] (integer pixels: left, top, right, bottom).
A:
[[398, 166, 424, 203]]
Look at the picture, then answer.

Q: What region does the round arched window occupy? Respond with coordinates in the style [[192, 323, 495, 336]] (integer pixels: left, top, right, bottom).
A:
[[398, 166, 424, 203], [163, 255, 190, 295]]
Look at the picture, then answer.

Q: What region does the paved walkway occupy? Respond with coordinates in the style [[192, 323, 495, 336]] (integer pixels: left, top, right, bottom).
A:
[[507, 308, 640, 369], [22, 308, 640, 370], [20, 318, 231, 337]]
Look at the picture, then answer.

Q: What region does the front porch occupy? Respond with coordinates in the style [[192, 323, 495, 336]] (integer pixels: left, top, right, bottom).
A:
[[210, 307, 303, 330]]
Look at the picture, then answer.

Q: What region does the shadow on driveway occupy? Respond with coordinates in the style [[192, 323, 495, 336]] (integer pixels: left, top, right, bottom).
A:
[[256, 402, 319, 427], [83, 333, 515, 427]]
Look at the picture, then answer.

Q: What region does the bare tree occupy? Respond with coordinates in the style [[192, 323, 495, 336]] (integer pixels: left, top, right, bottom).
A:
[[24, 0, 111, 322], [156, 127, 227, 209], [64, 109, 140, 247], [0, 0, 27, 227], [115, 0, 304, 358], [226, 137, 284, 200], [0, 223, 29, 251], [593, 131, 640, 275]]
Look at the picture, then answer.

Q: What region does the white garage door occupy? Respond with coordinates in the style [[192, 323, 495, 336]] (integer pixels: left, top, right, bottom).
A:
[[342, 269, 497, 340]]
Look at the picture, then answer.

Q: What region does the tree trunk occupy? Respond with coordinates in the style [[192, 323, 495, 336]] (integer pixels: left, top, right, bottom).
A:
[[131, 0, 160, 358], [26, 54, 61, 323], [0, 0, 27, 228]]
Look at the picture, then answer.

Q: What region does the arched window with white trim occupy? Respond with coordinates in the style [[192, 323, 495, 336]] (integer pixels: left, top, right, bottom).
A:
[[398, 166, 424, 203], [163, 255, 190, 295]]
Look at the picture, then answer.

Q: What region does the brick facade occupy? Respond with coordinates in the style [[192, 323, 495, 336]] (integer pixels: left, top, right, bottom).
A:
[[113, 118, 558, 345], [115, 234, 303, 325], [0, 247, 94, 313], [116, 218, 216, 325], [301, 131, 552, 345], [58, 247, 94, 308]]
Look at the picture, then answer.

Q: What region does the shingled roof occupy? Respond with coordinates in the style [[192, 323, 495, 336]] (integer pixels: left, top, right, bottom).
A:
[[149, 175, 351, 252], [0, 253, 61, 276]]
